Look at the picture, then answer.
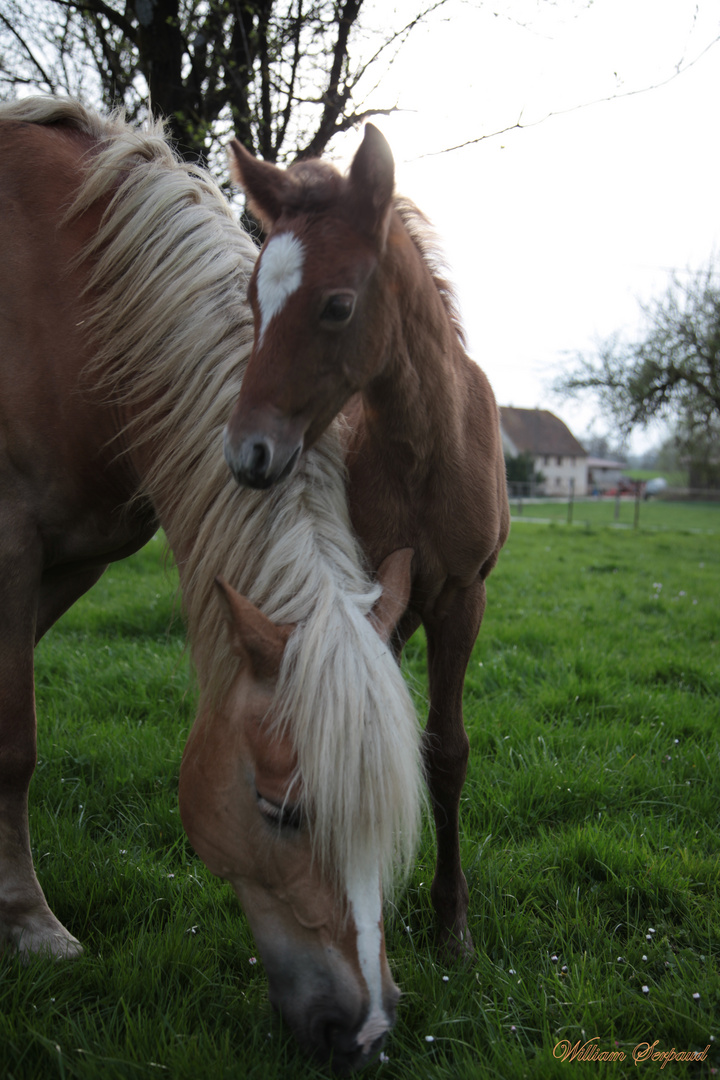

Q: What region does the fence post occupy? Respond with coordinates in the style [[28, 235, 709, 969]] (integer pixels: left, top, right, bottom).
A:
[[567, 477, 575, 525], [634, 481, 641, 529]]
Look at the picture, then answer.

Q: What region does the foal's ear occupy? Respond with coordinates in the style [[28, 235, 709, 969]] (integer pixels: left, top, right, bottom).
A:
[[215, 577, 294, 680], [348, 124, 395, 242], [228, 141, 295, 228], [369, 548, 414, 643]]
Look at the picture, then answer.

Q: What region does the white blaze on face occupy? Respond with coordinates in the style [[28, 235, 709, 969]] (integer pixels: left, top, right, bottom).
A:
[[256, 232, 305, 344], [347, 864, 388, 1052]]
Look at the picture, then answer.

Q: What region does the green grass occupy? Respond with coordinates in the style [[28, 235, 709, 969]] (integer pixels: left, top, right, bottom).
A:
[[2, 520, 719, 1079]]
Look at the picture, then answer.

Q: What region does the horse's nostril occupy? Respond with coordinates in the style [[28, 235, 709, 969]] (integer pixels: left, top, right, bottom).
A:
[[249, 438, 271, 474]]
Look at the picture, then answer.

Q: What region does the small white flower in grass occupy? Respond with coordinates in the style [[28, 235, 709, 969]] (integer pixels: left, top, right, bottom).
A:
[[167, 873, 175, 879], [642, 955, 648, 962], [379, 1052, 390, 1064], [442, 975, 449, 982], [693, 992, 701, 1001], [551, 954, 558, 963], [248, 957, 257, 965], [646, 935, 653, 942], [648, 927, 656, 934], [642, 985, 650, 995], [425, 1035, 435, 1043], [510, 1026, 517, 1034], [120, 849, 127, 855], [509, 969, 516, 976]]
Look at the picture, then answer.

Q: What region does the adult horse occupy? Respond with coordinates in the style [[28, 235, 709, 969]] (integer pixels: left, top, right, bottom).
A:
[[0, 98, 423, 1072], [224, 125, 510, 958]]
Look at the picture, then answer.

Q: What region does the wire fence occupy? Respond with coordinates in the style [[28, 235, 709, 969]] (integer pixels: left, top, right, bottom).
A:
[[506, 483, 720, 530]]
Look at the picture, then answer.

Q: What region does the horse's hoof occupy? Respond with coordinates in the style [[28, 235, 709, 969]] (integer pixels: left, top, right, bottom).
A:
[[1, 914, 83, 962]]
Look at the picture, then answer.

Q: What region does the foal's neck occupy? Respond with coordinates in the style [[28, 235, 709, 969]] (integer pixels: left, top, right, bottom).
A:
[[361, 216, 463, 467]]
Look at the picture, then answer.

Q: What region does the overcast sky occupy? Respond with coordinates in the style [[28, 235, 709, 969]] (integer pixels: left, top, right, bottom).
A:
[[333, 0, 720, 455]]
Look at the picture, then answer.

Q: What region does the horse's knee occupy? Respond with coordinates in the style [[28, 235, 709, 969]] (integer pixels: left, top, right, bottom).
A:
[[422, 728, 469, 800]]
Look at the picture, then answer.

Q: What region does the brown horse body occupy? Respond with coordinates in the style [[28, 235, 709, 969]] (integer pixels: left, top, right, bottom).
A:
[[225, 126, 510, 954], [0, 101, 424, 1071]]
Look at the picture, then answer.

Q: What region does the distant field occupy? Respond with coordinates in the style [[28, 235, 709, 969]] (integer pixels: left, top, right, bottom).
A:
[[510, 496, 720, 532], [1, 515, 718, 1079]]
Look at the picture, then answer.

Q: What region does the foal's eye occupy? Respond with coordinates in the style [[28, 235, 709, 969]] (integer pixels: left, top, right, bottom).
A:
[[256, 792, 302, 831], [320, 292, 356, 325]]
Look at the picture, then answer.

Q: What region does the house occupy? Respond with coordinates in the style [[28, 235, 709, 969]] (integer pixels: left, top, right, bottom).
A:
[[500, 407, 588, 496]]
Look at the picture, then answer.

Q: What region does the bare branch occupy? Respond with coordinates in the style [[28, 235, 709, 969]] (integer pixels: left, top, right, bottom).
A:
[[423, 32, 720, 158]]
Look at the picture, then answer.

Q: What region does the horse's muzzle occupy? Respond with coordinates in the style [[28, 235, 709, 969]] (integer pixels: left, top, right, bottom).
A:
[[277, 990, 397, 1074]]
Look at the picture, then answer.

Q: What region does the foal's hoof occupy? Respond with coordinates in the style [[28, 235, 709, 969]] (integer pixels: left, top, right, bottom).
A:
[[437, 921, 475, 964]]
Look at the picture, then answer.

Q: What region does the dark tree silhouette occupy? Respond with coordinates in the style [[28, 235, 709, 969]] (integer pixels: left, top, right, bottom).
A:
[[0, 0, 447, 166]]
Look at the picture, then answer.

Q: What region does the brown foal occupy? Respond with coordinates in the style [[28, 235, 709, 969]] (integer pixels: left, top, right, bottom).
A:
[[224, 123, 510, 956]]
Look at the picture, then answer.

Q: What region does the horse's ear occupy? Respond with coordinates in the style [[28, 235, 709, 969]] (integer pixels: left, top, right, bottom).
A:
[[228, 141, 294, 228], [348, 124, 395, 242], [369, 548, 414, 643], [215, 577, 294, 680]]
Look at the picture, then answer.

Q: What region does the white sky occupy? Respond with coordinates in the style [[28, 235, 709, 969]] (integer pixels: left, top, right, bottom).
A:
[[332, 0, 720, 455]]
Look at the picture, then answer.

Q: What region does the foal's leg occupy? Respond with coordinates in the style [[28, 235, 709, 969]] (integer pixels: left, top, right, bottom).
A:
[[423, 576, 486, 959], [0, 548, 92, 959]]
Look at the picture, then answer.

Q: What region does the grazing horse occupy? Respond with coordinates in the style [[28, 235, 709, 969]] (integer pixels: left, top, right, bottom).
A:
[[0, 98, 423, 1071], [224, 124, 510, 957]]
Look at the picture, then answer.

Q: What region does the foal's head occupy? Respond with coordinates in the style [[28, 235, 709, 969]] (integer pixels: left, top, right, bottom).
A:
[[178, 550, 413, 1071], [224, 125, 398, 489]]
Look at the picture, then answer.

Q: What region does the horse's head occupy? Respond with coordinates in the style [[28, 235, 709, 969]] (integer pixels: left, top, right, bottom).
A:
[[178, 550, 413, 1072], [224, 125, 396, 489]]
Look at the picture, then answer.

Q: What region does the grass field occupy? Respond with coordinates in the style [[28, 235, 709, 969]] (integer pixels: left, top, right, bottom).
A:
[[1, 507, 718, 1079]]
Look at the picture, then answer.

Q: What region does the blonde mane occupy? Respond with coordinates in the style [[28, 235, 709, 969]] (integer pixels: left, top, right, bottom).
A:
[[394, 195, 467, 347], [7, 97, 422, 890]]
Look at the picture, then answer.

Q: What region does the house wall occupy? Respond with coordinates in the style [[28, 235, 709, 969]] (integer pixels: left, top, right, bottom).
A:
[[535, 454, 588, 496]]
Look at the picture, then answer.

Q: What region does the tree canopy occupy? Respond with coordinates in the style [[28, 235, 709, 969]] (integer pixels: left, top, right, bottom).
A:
[[554, 259, 720, 482], [0, 0, 445, 168]]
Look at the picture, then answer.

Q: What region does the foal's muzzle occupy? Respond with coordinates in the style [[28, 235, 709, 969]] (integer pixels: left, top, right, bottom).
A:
[[223, 425, 302, 489]]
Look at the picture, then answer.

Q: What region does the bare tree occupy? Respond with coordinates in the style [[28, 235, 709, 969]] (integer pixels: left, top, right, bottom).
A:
[[0, 0, 447, 168]]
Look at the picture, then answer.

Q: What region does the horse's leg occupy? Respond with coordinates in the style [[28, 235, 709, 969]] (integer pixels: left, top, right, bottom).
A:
[[423, 576, 486, 960], [0, 552, 105, 959]]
